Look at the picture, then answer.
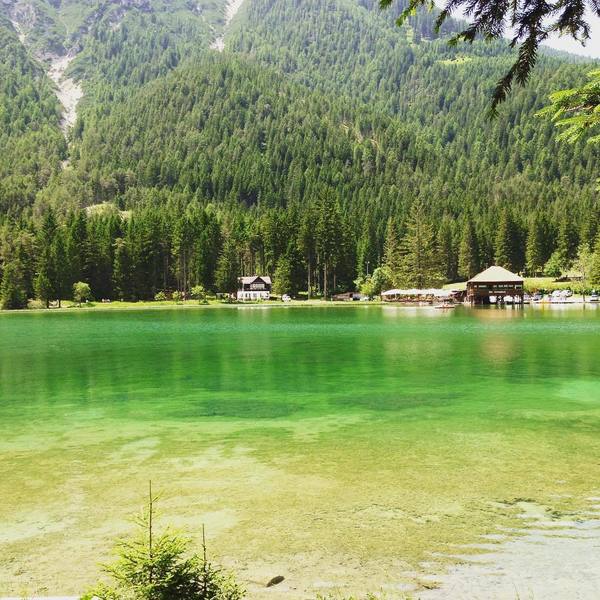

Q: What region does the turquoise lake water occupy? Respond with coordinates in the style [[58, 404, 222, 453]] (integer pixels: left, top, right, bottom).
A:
[[1, 305, 600, 597]]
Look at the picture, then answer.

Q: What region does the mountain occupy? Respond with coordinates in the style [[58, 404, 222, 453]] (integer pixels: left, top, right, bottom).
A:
[[0, 15, 66, 212], [0, 0, 599, 304]]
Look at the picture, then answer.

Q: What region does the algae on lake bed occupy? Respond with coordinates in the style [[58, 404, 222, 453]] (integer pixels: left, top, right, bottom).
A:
[[1, 306, 600, 598]]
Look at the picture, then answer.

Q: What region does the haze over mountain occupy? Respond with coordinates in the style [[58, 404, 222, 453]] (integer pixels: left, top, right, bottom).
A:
[[0, 0, 599, 303]]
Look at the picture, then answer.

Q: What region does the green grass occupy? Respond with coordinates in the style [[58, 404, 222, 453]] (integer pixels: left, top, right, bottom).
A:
[[9, 298, 384, 313]]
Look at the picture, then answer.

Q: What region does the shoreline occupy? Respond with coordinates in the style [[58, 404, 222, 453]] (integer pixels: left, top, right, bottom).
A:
[[0, 299, 386, 315], [6, 503, 600, 600], [2, 298, 599, 315]]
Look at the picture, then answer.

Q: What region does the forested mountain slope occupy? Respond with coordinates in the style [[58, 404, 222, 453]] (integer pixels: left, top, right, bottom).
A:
[[229, 0, 598, 189], [69, 54, 596, 227], [0, 17, 66, 215]]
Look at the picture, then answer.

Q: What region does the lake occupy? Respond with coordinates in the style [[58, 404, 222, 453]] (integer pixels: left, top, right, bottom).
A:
[[1, 305, 600, 598]]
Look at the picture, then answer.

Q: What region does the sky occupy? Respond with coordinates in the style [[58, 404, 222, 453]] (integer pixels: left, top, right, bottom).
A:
[[446, 4, 600, 59], [544, 24, 600, 58]]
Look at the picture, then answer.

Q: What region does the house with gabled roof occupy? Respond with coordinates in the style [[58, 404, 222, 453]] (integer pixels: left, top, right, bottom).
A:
[[237, 276, 272, 301], [467, 266, 524, 305]]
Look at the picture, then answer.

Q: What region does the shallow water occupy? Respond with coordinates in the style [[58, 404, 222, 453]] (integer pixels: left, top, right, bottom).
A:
[[1, 305, 600, 597]]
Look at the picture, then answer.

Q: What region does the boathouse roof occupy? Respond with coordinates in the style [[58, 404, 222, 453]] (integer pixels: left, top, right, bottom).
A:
[[468, 266, 523, 284]]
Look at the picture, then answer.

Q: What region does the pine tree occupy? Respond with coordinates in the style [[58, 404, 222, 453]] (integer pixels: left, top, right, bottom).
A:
[[215, 237, 239, 297], [356, 215, 377, 279], [172, 214, 193, 296], [82, 491, 244, 600], [438, 217, 457, 282], [458, 220, 480, 280], [590, 233, 600, 287], [273, 254, 294, 296], [298, 206, 316, 298], [398, 202, 442, 288], [315, 194, 343, 299], [34, 271, 54, 308], [113, 237, 133, 301], [525, 215, 545, 276], [494, 209, 522, 272], [52, 230, 68, 308], [382, 217, 402, 285], [557, 215, 579, 267], [66, 210, 88, 287], [1, 260, 27, 309], [35, 209, 58, 307]]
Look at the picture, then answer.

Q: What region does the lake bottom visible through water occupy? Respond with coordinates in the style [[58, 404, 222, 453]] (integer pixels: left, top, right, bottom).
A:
[[1, 305, 600, 598]]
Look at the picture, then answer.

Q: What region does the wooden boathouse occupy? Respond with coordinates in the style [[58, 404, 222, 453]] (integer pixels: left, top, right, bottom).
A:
[[467, 266, 524, 305]]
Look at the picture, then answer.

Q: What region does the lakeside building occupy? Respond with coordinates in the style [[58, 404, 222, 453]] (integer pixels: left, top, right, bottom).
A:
[[466, 266, 524, 305], [381, 288, 457, 302], [237, 276, 272, 301], [333, 292, 368, 301]]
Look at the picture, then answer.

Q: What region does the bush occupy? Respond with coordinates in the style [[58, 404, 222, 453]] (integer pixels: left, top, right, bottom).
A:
[[82, 494, 245, 600], [73, 281, 92, 306], [543, 251, 567, 278], [191, 285, 208, 304], [154, 291, 167, 302], [172, 290, 184, 304], [370, 266, 393, 295]]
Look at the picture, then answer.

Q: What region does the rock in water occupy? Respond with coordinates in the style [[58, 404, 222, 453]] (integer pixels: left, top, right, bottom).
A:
[[266, 575, 285, 587]]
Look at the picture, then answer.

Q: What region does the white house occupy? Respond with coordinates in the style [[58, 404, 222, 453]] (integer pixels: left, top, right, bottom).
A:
[[237, 276, 272, 301]]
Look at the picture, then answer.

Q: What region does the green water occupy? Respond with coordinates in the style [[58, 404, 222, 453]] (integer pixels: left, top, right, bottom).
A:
[[1, 305, 600, 597]]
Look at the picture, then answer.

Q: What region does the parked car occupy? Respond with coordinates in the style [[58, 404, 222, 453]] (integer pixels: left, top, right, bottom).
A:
[[282, 294, 291, 303], [590, 291, 599, 303]]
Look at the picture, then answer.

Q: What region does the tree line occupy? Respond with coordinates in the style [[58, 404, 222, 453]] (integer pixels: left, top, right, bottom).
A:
[[2, 194, 600, 309]]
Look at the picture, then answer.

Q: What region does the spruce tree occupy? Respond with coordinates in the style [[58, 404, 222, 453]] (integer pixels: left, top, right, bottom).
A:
[[273, 254, 294, 296], [113, 237, 133, 301], [382, 217, 402, 285], [1, 260, 27, 310], [315, 195, 343, 299], [557, 215, 579, 267], [590, 233, 600, 287], [35, 209, 58, 307], [215, 237, 239, 296], [66, 210, 88, 286], [52, 231, 68, 308], [356, 216, 377, 279], [458, 220, 480, 280], [525, 215, 545, 276], [494, 210, 521, 273], [398, 202, 442, 288], [438, 217, 457, 282]]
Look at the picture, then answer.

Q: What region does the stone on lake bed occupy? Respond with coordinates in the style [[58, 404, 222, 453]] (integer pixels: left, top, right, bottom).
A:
[[266, 575, 285, 587]]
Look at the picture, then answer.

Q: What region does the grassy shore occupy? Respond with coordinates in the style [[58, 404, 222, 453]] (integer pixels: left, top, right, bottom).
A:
[[0, 298, 384, 314], [3, 276, 598, 314]]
